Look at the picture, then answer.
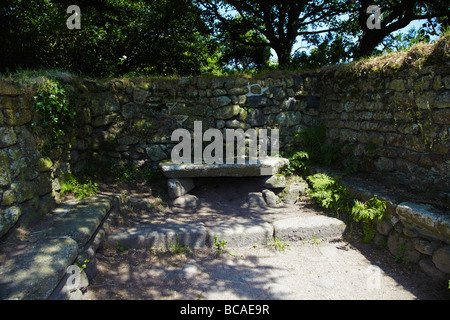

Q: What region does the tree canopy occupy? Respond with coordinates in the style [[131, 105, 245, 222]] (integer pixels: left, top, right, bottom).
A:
[[0, 0, 447, 77]]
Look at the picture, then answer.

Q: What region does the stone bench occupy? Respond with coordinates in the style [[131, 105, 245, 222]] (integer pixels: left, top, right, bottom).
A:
[[158, 157, 290, 200]]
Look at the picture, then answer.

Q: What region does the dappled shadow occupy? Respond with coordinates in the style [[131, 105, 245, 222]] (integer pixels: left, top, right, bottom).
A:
[[85, 175, 449, 300], [86, 247, 296, 300]]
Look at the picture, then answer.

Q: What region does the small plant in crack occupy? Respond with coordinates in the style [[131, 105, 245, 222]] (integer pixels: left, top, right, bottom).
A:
[[265, 237, 290, 252], [213, 236, 237, 257]]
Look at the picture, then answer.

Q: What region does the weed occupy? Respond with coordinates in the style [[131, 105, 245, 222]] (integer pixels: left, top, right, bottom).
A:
[[213, 236, 237, 257], [168, 235, 191, 255], [75, 259, 91, 271], [265, 237, 290, 252], [116, 241, 127, 252], [283, 150, 309, 176], [394, 243, 410, 267], [312, 235, 321, 245]]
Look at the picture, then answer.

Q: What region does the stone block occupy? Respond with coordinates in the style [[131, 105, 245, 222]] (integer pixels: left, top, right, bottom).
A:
[[47, 196, 113, 247], [167, 178, 195, 198], [104, 221, 208, 250], [210, 96, 231, 108], [0, 237, 78, 299], [0, 127, 17, 148], [171, 194, 199, 210], [262, 189, 281, 208], [158, 157, 289, 178], [206, 219, 273, 248], [247, 192, 267, 209], [262, 174, 286, 188], [0, 80, 24, 96], [419, 257, 447, 282], [272, 215, 346, 241], [279, 182, 307, 205], [432, 246, 450, 274], [213, 105, 241, 120]]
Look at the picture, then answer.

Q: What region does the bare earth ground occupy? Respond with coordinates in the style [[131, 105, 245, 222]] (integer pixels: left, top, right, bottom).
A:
[[79, 176, 449, 300]]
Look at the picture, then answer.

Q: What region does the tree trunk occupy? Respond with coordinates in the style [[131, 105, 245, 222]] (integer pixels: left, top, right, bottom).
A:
[[273, 42, 293, 69], [355, 29, 387, 58]]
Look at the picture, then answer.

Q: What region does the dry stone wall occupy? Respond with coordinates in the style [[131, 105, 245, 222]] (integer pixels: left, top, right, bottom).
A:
[[0, 82, 54, 237], [316, 61, 449, 200], [0, 40, 449, 259]]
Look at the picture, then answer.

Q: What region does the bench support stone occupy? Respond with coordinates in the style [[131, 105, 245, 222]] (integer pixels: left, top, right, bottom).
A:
[[167, 178, 195, 198]]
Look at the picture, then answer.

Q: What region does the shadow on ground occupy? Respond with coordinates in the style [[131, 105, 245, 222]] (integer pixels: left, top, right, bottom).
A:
[[82, 176, 449, 300]]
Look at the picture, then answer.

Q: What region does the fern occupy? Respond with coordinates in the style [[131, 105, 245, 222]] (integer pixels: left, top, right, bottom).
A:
[[283, 150, 309, 175], [307, 173, 350, 214], [351, 196, 386, 243]]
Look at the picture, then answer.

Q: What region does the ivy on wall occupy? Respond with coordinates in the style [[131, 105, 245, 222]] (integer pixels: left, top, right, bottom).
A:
[[30, 78, 76, 156]]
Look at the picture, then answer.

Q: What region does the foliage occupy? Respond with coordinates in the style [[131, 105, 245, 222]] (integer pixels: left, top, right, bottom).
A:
[[291, 124, 341, 167], [346, 0, 449, 59], [116, 241, 127, 252], [307, 172, 387, 243], [199, 0, 347, 68], [60, 172, 98, 200], [283, 151, 309, 176], [217, 27, 271, 72], [306, 173, 350, 215], [265, 237, 290, 252], [1, 0, 447, 74], [115, 162, 161, 184], [30, 78, 76, 156], [0, 0, 218, 77], [351, 196, 386, 243], [213, 236, 237, 257], [351, 196, 386, 223], [168, 235, 191, 255]]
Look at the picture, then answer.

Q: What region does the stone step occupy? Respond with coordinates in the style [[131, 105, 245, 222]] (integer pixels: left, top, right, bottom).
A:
[[272, 215, 347, 242], [104, 221, 209, 250], [206, 219, 273, 248], [103, 215, 347, 250]]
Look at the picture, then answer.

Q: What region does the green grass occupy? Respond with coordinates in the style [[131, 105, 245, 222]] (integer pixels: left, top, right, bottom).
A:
[[60, 172, 98, 200]]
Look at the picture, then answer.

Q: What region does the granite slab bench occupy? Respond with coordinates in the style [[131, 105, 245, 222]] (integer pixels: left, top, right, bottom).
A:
[[158, 157, 290, 199]]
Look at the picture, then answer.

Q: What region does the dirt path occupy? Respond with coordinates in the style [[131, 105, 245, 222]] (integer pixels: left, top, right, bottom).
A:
[[82, 240, 447, 300], [78, 177, 448, 300]]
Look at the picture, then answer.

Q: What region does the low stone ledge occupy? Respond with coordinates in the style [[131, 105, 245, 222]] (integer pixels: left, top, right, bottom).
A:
[[396, 202, 450, 242], [0, 238, 78, 300], [46, 196, 113, 247], [167, 178, 195, 198], [0, 195, 116, 300]]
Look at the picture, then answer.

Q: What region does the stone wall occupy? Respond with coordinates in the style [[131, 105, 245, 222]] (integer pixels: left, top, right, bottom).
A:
[[316, 48, 449, 202], [0, 38, 448, 255], [0, 81, 53, 237]]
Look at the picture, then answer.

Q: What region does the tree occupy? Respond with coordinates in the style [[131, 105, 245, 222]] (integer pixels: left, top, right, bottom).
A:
[[0, 0, 218, 77], [351, 0, 449, 58], [217, 26, 271, 72], [198, 0, 347, 68], [198, 0, 448, 69]]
